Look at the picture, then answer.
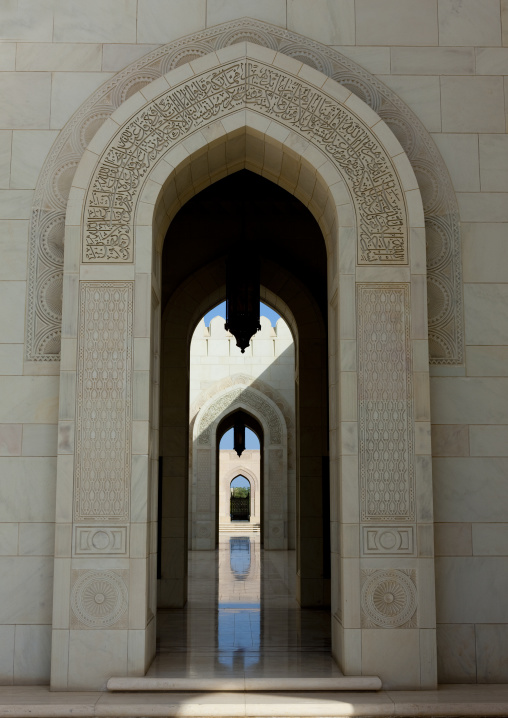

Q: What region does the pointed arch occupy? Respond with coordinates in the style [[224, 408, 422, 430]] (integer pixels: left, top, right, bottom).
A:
[[50, 42, 437, 689], [25, 19, 462, 366]]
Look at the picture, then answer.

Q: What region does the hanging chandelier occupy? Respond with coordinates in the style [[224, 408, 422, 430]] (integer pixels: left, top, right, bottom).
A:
[[225, 245, 261, 353], [233, 413, 247, 457]]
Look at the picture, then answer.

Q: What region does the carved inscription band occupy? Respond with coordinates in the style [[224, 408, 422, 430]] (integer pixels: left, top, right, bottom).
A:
[[84, 60, 407, 265]]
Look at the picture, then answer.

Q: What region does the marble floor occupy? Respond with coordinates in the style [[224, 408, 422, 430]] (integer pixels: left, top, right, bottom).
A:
[[149, 534, 339, 680], [4, 683, 508, 716]]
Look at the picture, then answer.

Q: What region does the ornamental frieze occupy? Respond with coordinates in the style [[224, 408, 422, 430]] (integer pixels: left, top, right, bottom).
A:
[[83, 60, 408, 266]]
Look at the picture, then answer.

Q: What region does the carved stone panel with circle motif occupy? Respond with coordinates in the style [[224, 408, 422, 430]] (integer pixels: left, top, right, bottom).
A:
[[357, 284, 415, 522], [361, 526, 415, 556], [70, 569, 129, 629], [73, 525, 129, 555], [361, 568, 417, 629], [74, 282, 133, 522], [26, 19, 463, 364]]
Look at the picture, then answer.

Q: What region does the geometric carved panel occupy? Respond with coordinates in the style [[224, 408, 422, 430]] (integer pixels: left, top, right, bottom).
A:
[[73, 525, 128, 555], [196, 449, 211, 512], [74, 282, 133, 522], [357, 284, 415, 522], [26, 19, 463, 364], [70, 569, 129, 629], [361, 568, 417, 629], [268, 448, 284, 515], [362, 525, 415, 556]]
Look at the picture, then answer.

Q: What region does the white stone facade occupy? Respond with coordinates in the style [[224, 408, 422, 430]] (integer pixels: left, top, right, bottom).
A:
[[0, 0, 506, 692]]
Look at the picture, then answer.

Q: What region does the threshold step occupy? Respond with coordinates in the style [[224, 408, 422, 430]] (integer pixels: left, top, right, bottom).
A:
[[107, 676, 382, 692]]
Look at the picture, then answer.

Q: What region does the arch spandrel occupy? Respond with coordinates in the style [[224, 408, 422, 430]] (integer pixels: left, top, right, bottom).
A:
[[26, 18, 463, 365]]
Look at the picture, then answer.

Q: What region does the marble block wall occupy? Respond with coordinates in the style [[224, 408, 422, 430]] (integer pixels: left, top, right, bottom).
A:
[[0, 0, 508, 685], [189, 315, 295, 411]]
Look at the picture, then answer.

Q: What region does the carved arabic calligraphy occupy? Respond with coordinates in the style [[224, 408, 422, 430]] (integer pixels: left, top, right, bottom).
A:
[[84, 60, 407, 264]]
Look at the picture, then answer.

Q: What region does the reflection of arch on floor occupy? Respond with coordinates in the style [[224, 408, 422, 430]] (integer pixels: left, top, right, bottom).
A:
[[191, 382, 288, 551]]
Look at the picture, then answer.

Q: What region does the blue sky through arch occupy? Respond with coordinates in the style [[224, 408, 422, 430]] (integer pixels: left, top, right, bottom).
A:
[[220, 427, 260, 450], [203, 301, 281, 327], [230, 475, 251, 489]]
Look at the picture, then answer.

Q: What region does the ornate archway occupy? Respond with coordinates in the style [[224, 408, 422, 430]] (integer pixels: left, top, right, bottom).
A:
[[26, 19, 462, 367], [191, 382, 288, 550], [52, 42, 435, 690]]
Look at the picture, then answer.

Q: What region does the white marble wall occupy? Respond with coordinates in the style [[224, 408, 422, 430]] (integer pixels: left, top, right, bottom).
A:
[[1, 0, 508, 686], [189, 315, 295, 411]]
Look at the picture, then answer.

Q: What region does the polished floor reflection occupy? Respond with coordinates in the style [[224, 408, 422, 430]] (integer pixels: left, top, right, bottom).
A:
[[149, 534, 340, 679]]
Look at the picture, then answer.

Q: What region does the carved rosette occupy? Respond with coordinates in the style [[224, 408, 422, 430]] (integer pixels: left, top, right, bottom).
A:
[[361, 569, 417, 629], [26, 19, 464, 364], [71, 569, 128, 629]]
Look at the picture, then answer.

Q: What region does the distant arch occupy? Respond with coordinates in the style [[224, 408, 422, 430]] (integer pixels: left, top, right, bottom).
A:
[[192, 381, 288, 550]]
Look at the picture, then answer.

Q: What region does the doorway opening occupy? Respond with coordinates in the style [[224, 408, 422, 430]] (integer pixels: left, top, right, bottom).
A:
[[155, 170, 332, 676], [230, 477, 251, 521], [217, 412, 263, 543]]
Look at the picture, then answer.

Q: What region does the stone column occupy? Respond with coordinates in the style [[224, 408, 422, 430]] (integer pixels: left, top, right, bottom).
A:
[[333, 280, 436, 689], [51, 280, 157, 690]]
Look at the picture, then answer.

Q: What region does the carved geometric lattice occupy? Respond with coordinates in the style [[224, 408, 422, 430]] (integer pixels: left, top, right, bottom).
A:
[[357, 284, 415, 521], [74, 282, 133, 521], [268, 448, 284, 514], [196, 449, 211, 512], [26, 19, 463, 364]]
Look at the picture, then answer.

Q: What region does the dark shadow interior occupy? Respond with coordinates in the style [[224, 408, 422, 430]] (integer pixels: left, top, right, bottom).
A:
[[159, 169, 331, 612]]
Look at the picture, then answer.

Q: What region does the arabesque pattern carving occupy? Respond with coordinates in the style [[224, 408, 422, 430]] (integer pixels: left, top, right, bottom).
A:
[[25, 18, 464, 364], [74, 283, 133, 522], [268, 448, 284, 515], [83, 60, 406, 265], [361, 569, 417, 629], [26, 19, 463, 364], [357, 284, 415, 522], [198, 386, 282, 445], [196, 449, 211, 512]]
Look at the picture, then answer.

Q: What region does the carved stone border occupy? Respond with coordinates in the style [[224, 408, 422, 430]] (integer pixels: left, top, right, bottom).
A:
[[26, 19, 463, 365]]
